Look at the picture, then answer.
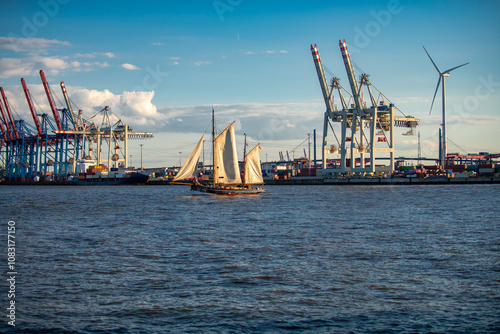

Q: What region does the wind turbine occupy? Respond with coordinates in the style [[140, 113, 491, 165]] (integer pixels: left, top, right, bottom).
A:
[[423, 46, 469, 166]]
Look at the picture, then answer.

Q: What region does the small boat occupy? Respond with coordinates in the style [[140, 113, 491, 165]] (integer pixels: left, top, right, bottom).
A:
[[173, 107, 265, 195]]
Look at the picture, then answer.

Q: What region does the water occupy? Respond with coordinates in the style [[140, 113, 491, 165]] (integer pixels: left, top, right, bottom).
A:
[[1, 184, 499, 333]]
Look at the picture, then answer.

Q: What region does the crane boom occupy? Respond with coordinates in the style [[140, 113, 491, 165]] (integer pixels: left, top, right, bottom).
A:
[[60, 81, 77, 126], [310, 44, 335, 116], [40, 70, 62, 131], [0, 95, 13, 141], [0, 87, 20, 140], [339, 39, 363, 115], [21, 78, 43, 137]]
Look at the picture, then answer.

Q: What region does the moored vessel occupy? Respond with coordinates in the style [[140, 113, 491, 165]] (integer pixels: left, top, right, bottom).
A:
[[70, 159, 149, 185]]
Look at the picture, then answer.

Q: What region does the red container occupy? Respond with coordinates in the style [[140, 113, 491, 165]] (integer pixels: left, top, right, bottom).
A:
[[424, 165, 441, 170], [445, 165, 467, 172]]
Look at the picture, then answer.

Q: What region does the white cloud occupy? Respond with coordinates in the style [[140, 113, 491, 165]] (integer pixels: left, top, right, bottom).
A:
[[73, 53, 97, 58], [419, 114, 500, 127], [72, 52, 115, 59], [121, 63, 140, 70], [169, 57, 180, 60], [152, 42, 165, 46], [194, 61, 211, 66], [1, 83, 164, 131], [242, 51, 255, 55], [71, 88, 159, 116], [0, 37, 70, 54], [170, 61, 179, 66], [0, 37, 114, 78], [263, 50, 288, 54], [0, 56, 109, 78], [157, 102, 324, 141]]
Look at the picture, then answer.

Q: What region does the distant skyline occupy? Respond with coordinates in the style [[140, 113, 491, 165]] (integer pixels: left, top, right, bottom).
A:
[[1, 0, 499, 167]]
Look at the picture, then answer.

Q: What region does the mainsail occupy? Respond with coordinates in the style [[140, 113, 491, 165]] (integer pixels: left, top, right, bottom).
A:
[[213, 122, 242, 185], [173, 134, 204, 181], [244, 145, 264, 185]]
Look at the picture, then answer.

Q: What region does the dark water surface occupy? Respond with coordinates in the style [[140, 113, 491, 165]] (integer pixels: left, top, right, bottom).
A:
[[1, 184, 499, 333]]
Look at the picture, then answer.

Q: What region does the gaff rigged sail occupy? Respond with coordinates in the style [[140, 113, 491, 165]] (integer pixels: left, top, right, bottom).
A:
[[173, 134, 204, 181], [244, 145, 264, 185], [213, 122, 242, 185]]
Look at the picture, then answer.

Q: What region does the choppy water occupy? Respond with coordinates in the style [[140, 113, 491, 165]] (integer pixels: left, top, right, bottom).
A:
[[1, 184, 499, 333]]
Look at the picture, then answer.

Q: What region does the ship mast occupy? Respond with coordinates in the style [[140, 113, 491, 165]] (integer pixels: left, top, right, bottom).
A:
[[243, 133, 247, 186], [212, 106, 215, 187]]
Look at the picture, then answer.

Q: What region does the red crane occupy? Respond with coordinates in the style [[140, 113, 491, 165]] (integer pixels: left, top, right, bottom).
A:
[[0, 115, 7, 142], [40, 70, 62, 131], [0, 95, 13, 141], [0, 87, 20, 140], [21, 78, 43, 137]]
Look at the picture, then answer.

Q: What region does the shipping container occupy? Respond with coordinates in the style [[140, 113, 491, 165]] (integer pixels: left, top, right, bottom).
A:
[[423, 165, 441, 170], [479, 168, 495, 174], [445, 164, 467, 170]]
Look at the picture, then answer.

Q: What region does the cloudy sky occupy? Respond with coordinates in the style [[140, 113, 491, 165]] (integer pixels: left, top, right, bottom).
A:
[[1, 0, 499, 167]]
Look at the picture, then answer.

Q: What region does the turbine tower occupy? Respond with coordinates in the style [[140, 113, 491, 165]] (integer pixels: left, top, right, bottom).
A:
[[423, 46, 469, 166]]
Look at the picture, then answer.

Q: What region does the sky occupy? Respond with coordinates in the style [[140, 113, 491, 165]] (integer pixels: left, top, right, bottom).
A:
[[0, 0, 499, 167]]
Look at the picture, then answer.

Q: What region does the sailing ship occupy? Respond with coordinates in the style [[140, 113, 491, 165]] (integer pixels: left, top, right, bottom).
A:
[[173, 108, 266, 195]]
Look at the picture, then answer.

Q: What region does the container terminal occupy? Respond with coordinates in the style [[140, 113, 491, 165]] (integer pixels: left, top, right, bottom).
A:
[[0, 70, 153, 184], [0, 40, 498, 185]]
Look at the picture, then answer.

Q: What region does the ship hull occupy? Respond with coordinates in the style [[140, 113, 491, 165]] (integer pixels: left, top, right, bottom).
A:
[[71, 172, 149, 185], [191, 183, 265, 195]]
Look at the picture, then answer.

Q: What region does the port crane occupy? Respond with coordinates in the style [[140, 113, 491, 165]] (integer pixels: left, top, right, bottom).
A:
[[311, 40, 419, 173], [0, 70, 153, 181], [54, 106, 154, 169]]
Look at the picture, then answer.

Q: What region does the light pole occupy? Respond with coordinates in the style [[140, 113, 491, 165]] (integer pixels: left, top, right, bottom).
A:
[[140, 144, 143, 170], [308, 133, 311, 174], [265, 153, 268, 174]]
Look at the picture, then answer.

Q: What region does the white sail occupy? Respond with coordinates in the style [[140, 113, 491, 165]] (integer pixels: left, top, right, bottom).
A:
[[244, 145, 264, 185], [213, 122, 242, 185], [173, 134, 204, 181]]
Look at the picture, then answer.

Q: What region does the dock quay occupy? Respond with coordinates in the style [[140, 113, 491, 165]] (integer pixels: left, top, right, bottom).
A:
[[143, 176, 500, 186], [1, 176, 499, 186], [263, 176, 500, 186]]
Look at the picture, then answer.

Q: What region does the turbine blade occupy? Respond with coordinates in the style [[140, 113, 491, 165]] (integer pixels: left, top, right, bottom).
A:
[[429, 77, 441, 115], [423, 46, 441, 74], [444, 62, 470, 74]]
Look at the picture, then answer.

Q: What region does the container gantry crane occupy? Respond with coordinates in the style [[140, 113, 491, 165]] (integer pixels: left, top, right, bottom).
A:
[[0, 71, 153, 181], [311, 40, 420, 174]]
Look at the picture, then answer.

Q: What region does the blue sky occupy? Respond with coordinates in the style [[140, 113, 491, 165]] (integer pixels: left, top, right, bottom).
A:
[[1, 0, 499, 167]]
